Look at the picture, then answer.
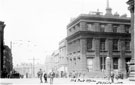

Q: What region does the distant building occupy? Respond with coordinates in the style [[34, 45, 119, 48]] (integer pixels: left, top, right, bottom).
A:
[[14, 63, 45, 78], [58, 39, 68, 73], [51, 50, 59, 72], [45, 50, 59, 73], [0, 21, 5, 78], [14, 63, 32, 78], [66, 2, 131, 78], [45, 55, 54, 72]]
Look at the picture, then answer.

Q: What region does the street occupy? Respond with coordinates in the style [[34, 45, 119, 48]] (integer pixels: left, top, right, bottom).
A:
[[0, 78, 135, 85]]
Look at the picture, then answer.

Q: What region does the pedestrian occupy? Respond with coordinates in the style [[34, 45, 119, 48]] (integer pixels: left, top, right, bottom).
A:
[[110, 71, 114, 83], [43, 71, 48, 83], [38, 69, 43, 83], [50, 70, 55, 84]]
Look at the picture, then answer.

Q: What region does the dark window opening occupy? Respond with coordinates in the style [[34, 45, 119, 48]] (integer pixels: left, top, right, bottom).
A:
[[100, 39, 106, 51], [113, 39, 118, 51], [112, 25, 118, 33], [100, 56, 106, 70], [125, 41, 130, 51], [125, 25, 130, 33], [87, 38, 93, 51], [100, 24, 105, 32], [113, 58, 118, 69]]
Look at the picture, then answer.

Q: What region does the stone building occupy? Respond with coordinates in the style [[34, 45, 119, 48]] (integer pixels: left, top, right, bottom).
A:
[[45, 50, 59, 73], [51, 50, 59, 71], [45, 55, 54, 72], [14, 63, 45, 78], [0, 21, 5, 77], [3, 45, 13, 75], [14, 63, 33, 78], [66, 4, 131, 77], [59, 39, 68, 73]]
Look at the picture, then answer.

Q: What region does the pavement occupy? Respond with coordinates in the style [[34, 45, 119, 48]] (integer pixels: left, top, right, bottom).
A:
[[0, 78, 135, 85]]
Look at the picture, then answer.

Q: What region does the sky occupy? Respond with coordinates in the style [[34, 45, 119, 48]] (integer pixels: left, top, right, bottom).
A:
[[0, 0, 130, 66]]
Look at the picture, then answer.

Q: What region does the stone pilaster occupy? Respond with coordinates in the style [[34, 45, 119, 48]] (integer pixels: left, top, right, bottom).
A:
[[106, 39, 113, 70], [92, 38, 95, 50], [106, 39, 113, 57], [105, 39, 108, 51], [127, 0, 134, 62], [93, 38, 100, 71], [80, 38, 87, 72], [127, 0, 135, 80], [130, 8, 134, 62], [75, 25, 80, 32], [70, 54, 73, 72], [106, 57, 111, 80], [118, 39, 126, 77]]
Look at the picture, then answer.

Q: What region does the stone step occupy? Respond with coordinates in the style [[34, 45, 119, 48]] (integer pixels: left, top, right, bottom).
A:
[[128, 64, 135, 81], [129, 78, 135, 81], [129, 72, 135, 75]]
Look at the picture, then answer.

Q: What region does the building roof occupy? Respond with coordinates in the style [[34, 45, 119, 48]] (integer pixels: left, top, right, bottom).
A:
[[67, 13, 130, 28]]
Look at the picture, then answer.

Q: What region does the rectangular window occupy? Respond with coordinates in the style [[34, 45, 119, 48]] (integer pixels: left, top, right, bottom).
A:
[[73, 27, 75, 30], [87, 38, 93, 51], [113, 39, 118, 51], [87, 58, 93, 71], [125, 25, 130, 33], [100, 39, 105, 51], [125, 40, 130, 51], [112, 25, 118, 33], [100, 56, 106, 70], [100, 24, 105, 32], [113, 58, 118, 69], [87, 24, 92, 31]]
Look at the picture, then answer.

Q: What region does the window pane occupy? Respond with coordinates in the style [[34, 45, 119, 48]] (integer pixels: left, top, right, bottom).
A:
[[112, 25, 118, 33], [125, 25, 130, 33], [100, 56, 106, 70], [88, 24, 92, 31], [100, 39, 105, 51], [113, 39, 118, 51], [113, 58, 118, 69], [125, 41, 130, 50], [87, 38, 92, 51], [100, 24, 105, 32]]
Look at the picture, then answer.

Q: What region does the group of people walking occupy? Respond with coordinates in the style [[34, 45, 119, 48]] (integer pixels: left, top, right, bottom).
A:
[[38, 69, 55, 84]]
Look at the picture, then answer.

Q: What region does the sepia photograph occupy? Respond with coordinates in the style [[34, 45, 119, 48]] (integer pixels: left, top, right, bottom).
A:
[[0, 0, 134, 85]]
